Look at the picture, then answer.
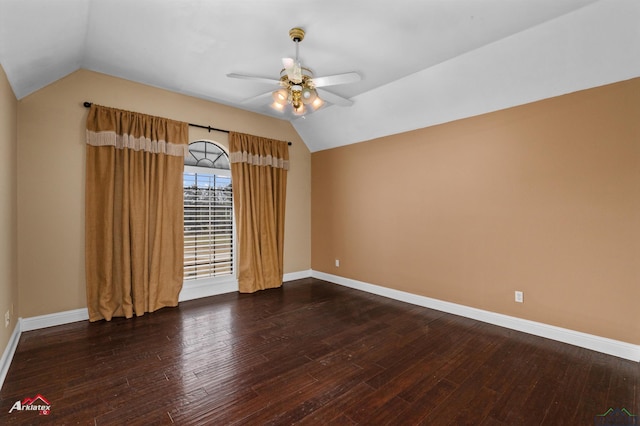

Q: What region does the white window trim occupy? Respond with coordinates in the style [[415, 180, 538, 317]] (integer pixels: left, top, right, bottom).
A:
[[184, 165, 230, 177], [182, 161, 237, 295]]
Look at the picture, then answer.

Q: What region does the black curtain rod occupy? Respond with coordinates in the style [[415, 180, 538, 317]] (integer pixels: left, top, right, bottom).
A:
[[83, 102, 291, 145]]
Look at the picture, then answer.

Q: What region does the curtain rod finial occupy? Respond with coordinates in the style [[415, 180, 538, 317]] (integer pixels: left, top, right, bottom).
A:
[[83, 102, 92, 108]]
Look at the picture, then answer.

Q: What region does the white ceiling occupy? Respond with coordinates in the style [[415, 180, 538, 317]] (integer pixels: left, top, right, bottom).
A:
[[1, 0, 638, 152]]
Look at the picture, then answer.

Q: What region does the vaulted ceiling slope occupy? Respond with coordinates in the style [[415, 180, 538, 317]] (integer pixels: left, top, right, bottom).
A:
[[1, 0, 638, 152]]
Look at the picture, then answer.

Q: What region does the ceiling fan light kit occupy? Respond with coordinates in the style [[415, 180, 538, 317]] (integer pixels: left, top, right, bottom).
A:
[[228, 27, 360, 117], [272, 28, 323, 116], [273, 67, 324, 115]]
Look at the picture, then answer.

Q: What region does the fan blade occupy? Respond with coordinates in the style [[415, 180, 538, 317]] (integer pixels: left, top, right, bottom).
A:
[[312, 72, 361, 88], [227, 73, 281, 86], [317, 88, 353, 106]]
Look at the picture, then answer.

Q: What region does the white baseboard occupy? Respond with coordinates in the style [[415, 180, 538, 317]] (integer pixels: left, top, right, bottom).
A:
[[21, 308, 89, 332], [0, 321, 22, 391], [283, 269, 313, 282], [311, 270, 640, 362]]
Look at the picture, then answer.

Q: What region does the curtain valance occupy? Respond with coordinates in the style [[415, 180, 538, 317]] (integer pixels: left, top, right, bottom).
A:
[[86, 104, 188, 157], [229, 132, 289, 170]]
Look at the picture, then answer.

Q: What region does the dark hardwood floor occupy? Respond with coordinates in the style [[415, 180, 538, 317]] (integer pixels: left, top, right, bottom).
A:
[[1, 278, 638, 425]]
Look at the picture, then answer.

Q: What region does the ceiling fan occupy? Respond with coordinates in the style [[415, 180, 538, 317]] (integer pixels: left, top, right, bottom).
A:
[[227, 27, 361, 116]]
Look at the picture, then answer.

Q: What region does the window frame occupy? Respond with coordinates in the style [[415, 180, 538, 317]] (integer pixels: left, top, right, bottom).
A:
[[182, 141, 236, 290]]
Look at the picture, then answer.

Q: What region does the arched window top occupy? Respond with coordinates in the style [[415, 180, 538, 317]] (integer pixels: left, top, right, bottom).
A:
[[185, 140, 230, 170]]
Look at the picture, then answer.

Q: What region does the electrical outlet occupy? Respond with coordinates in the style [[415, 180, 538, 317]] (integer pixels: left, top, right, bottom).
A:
[[515, 291, 524, 303], [335, 259, 340, 267], [4, 310, 9, 328]]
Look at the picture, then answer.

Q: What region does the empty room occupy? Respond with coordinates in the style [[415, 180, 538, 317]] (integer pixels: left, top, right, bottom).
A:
[[1, 1, 639, 424]]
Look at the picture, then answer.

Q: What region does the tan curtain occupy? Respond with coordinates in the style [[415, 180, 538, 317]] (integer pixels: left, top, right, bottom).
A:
[[229, 132, 289, 293], [85, 104, 188, 321]]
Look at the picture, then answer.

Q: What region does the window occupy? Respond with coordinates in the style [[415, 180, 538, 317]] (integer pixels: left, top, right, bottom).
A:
[[183, 141, 233, 281]]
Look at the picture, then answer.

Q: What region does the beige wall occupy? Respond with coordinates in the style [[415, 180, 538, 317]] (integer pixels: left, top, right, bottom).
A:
[[312, 78, 640, 345], [0, 64, 18, 355], [17, 69, 310, 318]]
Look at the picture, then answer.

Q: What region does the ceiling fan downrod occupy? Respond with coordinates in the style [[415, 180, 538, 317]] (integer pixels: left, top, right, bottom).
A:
[[289, 28, 305, 62]]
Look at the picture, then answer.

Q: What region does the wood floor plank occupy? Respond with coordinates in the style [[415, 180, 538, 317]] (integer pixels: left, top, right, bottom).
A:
[[396, 378, 459, 424], [540, 348, 593, 426], [603, 357, 640, 414], [1, 278, 638, 425], [300, 381, 375, 425], [572, 353, 620, 425]]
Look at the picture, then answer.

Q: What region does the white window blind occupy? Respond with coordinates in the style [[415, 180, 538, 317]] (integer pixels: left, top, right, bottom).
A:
[[183, 171, 233, 280], [183, 140, 233, 281]]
